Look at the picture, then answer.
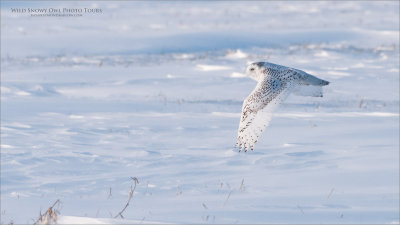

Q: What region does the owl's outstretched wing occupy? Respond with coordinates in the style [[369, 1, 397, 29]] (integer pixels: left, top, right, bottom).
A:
[[236, 71, 295, 152]]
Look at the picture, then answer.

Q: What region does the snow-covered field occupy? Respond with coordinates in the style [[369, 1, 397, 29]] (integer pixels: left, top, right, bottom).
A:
[[1, 1, 399, 224]]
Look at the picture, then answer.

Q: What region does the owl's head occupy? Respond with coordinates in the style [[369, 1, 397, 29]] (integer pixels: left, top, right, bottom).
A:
[[246, 62, 265, 81]]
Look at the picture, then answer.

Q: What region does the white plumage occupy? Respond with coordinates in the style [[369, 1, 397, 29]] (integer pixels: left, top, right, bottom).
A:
[[236, 62, 329, 152]]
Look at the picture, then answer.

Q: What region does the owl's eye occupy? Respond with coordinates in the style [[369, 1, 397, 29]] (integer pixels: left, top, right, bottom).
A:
[[250, 68, 255, 71]]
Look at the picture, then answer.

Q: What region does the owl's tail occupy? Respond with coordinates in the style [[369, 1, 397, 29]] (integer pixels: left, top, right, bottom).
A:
[[295, 73, 329, 97], [303, 74, 330, 86]]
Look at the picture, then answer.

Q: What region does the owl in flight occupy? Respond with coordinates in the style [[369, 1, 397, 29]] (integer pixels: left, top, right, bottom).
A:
[[236, 62, 329, 152]]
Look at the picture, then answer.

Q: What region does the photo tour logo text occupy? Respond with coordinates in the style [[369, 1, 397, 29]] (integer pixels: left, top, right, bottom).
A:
[[11, 8, 102, 17]]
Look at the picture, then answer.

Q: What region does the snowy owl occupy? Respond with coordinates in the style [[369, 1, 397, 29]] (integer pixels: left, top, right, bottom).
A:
[[236, 62, 329, 152]]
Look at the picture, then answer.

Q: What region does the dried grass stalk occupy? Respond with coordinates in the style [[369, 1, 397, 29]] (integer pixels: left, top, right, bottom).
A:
[[114, 177, 139, 219], [33, 199, 60, 225]]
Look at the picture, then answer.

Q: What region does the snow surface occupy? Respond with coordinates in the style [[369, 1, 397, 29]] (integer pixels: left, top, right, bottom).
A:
[[1, 1, 399, 224], [57, 215, 168, 224]]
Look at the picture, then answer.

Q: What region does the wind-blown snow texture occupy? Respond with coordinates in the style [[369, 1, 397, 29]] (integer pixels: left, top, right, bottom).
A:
[[1, 1, 399, 224]]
